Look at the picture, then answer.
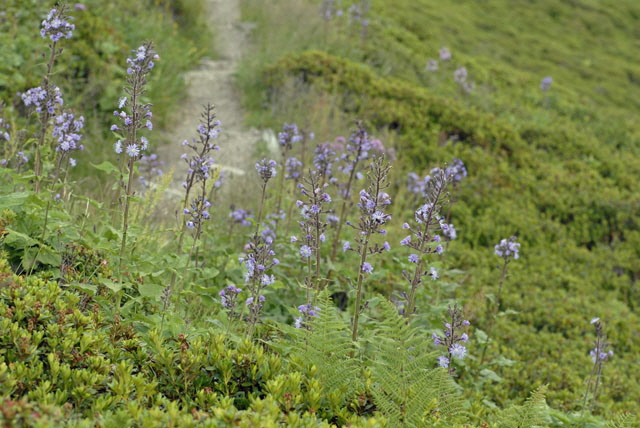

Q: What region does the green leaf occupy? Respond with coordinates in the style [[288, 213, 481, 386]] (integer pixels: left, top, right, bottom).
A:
[[4, 229, 38, 248], [98, 277, 124, 293], [480, 368, 503, 383], [91, 161, 121, 176], [73, 283, 98, 294], [0, 192, 30, 209], [138, 283, 165, 298]]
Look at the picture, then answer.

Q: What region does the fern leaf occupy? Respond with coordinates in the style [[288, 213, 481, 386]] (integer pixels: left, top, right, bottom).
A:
[[369, 298, 463, 427], [288, 291, 362, 405], [496, 385, 548, 428], [607, 411, 637, 428]]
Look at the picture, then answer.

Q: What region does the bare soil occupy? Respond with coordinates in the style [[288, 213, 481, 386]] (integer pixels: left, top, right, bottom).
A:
[[157, 0, 262, 207]]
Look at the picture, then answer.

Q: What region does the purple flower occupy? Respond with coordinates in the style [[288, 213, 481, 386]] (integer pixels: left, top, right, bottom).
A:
[[426, 59, 438, 72], [41, 7, 75, 42], [408, 254, 419, 263], [445, 158, 467, 184], [285, 157, 303, 179], [126, 144, 139, 158], [255, 158, 278, 182], [300, 245, 313, 258], [343, 241, 351, 252], [429, 267, 438, 280], [361, 262, 373, 274], [454, 67, 468, 84], [494, 236, 520, 261], [278, 123, 303, 150], [540, 76, 553, 91], [439, 47, 451, 61], [22, 86, 63, 115], [449, 343, 467, 360], [438, 355, 450, 368], [400, 235, 411, 246], [52, 111, 84, 155]]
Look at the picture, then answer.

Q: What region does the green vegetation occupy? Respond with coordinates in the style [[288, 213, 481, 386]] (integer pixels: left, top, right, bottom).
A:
[[1, 0, 639, 426], [237, 0, 640, 420], [1, 0, 211, 184]]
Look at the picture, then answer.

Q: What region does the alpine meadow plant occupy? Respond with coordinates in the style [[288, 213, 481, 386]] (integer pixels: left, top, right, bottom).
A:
[[480, 236, 521, 364], [178, 104, 221, 250], [25, 5, 75, 192], [582, 317, 614, 415], [330, 121, 372, 261], [111, 41, 159, 267], [401, 167, 450, 318], [344, 156, 392, 341], [254, 158, 278, 236], [432, 304, 471, 374], [275, 122, 303, 218], [291, 170, 332, 303]]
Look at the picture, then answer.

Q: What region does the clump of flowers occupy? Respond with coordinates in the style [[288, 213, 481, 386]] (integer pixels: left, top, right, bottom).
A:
[[454, 67, 474, 93], [445, 158, 467, 185], [294, 303, 320, 329], [219, 285, 242, 318], [230, 208, 254, 227], [240, 236, 278, 335], [291, 171, 332, 302], [439, 47, 452, 61], [345, 156, 392, 341], [426, 59, 438, 72], [285, 157, 303, 180], [401, 168, 450, 317], [21, 86, 64, 116], [583, 317, 613, 413], [52, 110, 84, 168], [432, 304, 470, 374], [40, 6, 75, 42]]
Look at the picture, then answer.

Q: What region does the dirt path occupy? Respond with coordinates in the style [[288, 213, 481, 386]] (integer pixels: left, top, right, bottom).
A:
[[157, 0, 261, 205]]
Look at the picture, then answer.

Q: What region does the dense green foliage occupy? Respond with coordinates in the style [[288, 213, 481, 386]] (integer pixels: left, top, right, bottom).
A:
[[0, 0, 211, 177], [237, 0, 640, 420]]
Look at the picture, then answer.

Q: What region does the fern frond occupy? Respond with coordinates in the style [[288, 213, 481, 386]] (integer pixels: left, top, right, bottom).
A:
[[607, 411, 637, 428], [496, 385, 548, 428], [369, 298, 463, 427], [289, 291, 362, 405]]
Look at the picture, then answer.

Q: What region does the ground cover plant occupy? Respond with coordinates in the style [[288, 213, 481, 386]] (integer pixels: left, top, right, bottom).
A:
[[0, 1, 639, 427]]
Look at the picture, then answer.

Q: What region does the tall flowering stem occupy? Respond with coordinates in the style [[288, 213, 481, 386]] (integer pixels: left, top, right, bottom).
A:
[[112, 42, 158, 264], [432, 304, 470, 374], [240, 236, 278, 337], [25, 6, 75, 192], [254, 159, 278, 237], [402, 168, 450, 318], [275, 123, 302, 223], [345, 157, 392, 341], [479, 236, 520, 365], [177, 104, 221, 251], [330, 121, 371, 261], [291, 170, 332, 303], [582, 317, 613, 416]]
